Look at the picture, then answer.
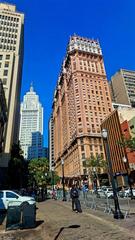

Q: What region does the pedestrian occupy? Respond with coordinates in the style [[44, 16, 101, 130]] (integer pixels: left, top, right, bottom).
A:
[[70, 184, 82, 213], [82, 184, 88, 200], [52, 189, 57, 200]]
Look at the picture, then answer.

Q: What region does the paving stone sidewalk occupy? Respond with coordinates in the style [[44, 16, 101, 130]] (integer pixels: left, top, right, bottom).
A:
[[1, 199, 135, 240], [37, 199, 135, 240]]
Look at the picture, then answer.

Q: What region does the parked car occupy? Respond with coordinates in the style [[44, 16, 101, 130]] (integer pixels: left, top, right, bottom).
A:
[[96, 189, 106, 198], [105, 188, 113, 198], [118, 188, 135, 198], [0, 190, 36, 211]]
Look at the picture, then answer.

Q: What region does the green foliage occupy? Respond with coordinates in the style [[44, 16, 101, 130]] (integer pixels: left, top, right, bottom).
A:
[[118, 136, 135, 152], [51, 171, 60, 185], [83, 155, 107, 174], [8, 142, 27, 189], [83, 155, 107, 185], [28, 158, 49, 187]]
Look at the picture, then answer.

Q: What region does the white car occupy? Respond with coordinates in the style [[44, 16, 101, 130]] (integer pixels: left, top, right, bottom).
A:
[[118, 188, 135, 198], [102, 187, 113, 198], [0, 190, 36, 210], [97, 189, 106, 198]]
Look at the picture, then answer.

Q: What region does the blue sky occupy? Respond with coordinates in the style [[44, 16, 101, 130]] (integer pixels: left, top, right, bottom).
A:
[[7, 0, 135, 146]]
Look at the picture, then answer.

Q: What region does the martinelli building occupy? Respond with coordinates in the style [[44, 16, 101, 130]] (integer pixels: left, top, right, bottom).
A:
[[52, 35, 112, 180], [19, 85, 43, 160]]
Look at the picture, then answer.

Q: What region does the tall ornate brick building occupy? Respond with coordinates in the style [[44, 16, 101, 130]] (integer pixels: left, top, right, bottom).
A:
[[52, 35, 112, 180]]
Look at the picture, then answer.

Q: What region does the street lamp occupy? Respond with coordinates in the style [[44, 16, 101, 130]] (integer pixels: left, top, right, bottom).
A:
[[122, 156, 134, 199], [61, 159, 66, 201], [51, 167, 55, 191], [101, 128, 124, 219], [93, 167, 98, 193]]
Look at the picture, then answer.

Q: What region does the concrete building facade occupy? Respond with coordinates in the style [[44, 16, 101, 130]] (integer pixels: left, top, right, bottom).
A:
[[110, 69, 135, 107], [0, 3, 24, 166], [19, 85, 44, 160], [52, 35, 112, 179], [128, 116, 135, 138]]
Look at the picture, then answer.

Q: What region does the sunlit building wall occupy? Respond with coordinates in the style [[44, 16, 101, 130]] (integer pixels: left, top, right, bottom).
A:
[[52, 35, 112, 179], [19, 85, 43, 160], [0, 3, 24, 166], [110, 69, 135, 107]]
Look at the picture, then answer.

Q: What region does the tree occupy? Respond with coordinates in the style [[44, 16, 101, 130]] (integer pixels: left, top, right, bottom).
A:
[[28, 158, 49, 188], [83, 155, 107, 188], [8, 142, 27, 189], [51, 171, 60, 186], [83, 155, 107, 172], [118, 136, 135, 152]]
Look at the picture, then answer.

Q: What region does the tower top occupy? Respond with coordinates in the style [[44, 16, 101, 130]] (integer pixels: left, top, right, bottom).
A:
[[67, 35, 102, 56], [30, 82, 34, 92], [0, 3, 16, 12]]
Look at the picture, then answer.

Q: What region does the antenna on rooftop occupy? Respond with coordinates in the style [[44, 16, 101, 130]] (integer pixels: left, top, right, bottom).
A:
[[30, 81, 34, 92]]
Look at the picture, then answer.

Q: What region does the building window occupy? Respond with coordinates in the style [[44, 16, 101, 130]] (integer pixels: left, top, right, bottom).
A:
[[82, 153, 85, 159], [0, 55, 2, 60], [80, 138, 83, 144], [100, 145, 103, 151], [130, 125, 134, 130], [81, 145, 84, 151], [90, 145, 93, 151], [3, 78, 7, 85], [4, 70, 8, 76], [5, 62, 9, 68], [6, 55, 10, 60]]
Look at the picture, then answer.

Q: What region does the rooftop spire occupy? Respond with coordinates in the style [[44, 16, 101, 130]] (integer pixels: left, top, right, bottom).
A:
[[30, 82, 34, 92]]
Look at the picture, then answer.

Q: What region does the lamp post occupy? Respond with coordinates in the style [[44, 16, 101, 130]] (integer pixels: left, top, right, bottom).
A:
[[122, 156, 134, 199], [93, 167, 97, 193], [61, 159, 66, 201], [51, 167, 55, 191], [101, 128, 124, 219]]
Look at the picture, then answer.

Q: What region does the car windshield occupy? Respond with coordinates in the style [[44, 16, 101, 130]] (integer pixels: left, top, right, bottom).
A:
[[13, 190, 22, 195]]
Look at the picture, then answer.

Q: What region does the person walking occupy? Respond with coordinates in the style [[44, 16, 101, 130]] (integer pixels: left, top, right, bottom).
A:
[[70, 184, 82, 213]]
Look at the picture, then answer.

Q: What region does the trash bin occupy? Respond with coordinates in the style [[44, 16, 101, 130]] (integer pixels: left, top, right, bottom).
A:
[[6, 202, 21, 230], [22, 204, 36, 228]]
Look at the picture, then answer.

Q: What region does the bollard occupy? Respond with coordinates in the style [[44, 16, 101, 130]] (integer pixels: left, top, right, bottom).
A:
[[22, 204, 36, 228]]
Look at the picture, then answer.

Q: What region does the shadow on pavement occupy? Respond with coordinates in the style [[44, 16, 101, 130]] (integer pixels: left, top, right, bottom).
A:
[[35, 220, 44, 228], [54, 224, 80, 240]]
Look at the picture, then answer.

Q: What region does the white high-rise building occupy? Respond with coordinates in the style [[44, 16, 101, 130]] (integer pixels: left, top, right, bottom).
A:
[[19, 85, 43, 160], [0, 3, 24, 167]]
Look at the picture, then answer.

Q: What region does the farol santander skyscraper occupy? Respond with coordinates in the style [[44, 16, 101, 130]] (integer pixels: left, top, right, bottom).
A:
[[19, 85, 43, 160]]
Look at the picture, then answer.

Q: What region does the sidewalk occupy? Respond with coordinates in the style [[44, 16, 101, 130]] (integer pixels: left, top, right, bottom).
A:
[[37, 199, 135, 239], [0, 199, 135, 240]]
